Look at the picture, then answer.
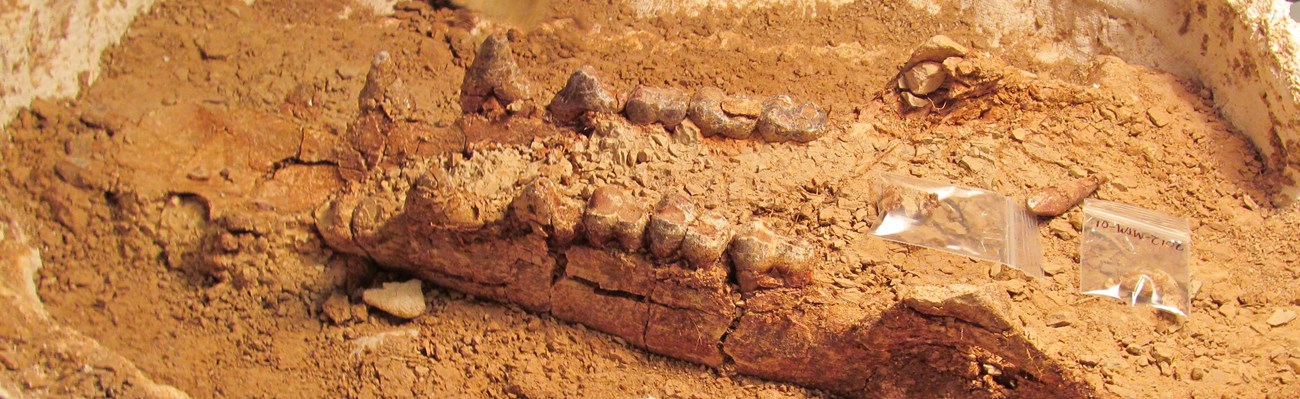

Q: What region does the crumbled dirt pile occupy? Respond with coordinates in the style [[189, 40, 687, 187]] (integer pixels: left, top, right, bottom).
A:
[[2, 0, 1299, 398]]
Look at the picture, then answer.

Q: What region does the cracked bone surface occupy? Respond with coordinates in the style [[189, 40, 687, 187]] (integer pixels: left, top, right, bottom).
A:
[[307, 48, 1097, 396], [894, 34, 1012, 113], [316, 108, 1090, 397], [460, 34, 531, 115]]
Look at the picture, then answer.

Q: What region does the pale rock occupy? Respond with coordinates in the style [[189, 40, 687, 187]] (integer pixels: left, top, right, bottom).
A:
[[902, 284, 1015, 332], [1267, 308, 1297, 327], [904, 35, 969, 67], [902, 61, 947, 95], [363, 279, 427, 319]]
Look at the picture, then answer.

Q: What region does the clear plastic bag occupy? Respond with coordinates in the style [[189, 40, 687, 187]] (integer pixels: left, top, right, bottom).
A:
[[872, 172, 1044, 278], [1080, 199, 1192, 316]]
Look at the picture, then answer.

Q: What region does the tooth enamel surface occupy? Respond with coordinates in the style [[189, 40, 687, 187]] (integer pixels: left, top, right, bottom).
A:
[[548, 66, 622, 124], [687, 87, 756, 139], [755, 95, 828, 143], [648, 194, 698, 259], [625, 86, 689, 128], [583, 186, 647, 251], [680, 210, 732, 270], [730, 220, 815, 292]]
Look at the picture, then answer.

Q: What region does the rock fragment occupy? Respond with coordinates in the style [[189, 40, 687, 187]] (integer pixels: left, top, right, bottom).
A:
[[648, 194, 698, 259], [900, 91, 930, 109], [905, 34, 969, 67], [1027, 174, 1107, 217], [902, 284, 1014, 332], [461, 34, 531, 115], [1267, 308, 1296, 327], [755, 95, 828, 143], [625, 86, 689, 128], [687, 87, 757, 139], [729, 220, 815, 292], [322, 292, 353, 324], [680, 210, 732, 269], [362, 279, 427, 319], [583, 186, 649, 251], [901, 61, 947, 95], [548, 66, 621, 124]]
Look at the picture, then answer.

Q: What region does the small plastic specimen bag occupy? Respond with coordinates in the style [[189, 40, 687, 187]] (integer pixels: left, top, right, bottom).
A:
[[1080, 199, 1192, 316], [872, 172, 1044, 278]]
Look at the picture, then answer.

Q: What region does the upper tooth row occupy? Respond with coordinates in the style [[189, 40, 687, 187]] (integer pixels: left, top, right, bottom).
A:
[[458, 35, 828, 143]]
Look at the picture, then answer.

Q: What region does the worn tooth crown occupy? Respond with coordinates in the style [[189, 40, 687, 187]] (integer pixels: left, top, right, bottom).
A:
[[549, 66, 622, 124], [625, 86, 689, 128], [583, 186, 647, 251], [688, 87, 757, 139], [461, 34, 531, 114], [648, 194, 698, 259], [680, 210, 732, 269], [730, 220, 814, 292], [511, 178, 583, 243], [756, 94, 828, 143]]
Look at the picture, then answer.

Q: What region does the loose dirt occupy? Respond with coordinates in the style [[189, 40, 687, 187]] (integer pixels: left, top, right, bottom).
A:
[[2, 0, 1299, 398]]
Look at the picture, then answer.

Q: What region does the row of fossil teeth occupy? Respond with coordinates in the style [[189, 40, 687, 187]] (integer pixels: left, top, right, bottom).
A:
[[460, 34, 829, 143], [510, 179, 814, 293]]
